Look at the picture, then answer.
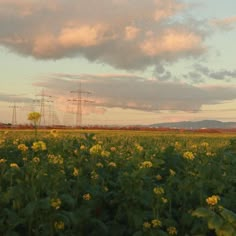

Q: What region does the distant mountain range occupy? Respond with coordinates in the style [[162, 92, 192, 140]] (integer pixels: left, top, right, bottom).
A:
[[150, 120, 236, 129]]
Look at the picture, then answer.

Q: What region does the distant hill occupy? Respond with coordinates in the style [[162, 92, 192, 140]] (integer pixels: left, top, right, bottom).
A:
[[150, 120, 236, 129]]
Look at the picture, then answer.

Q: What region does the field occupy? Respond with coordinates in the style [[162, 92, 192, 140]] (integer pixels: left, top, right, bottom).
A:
[[0, 129, 236, 236]]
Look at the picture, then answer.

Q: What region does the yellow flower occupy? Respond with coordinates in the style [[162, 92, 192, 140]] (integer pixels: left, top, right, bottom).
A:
[[135, 143, 143, 152], [91, 170, 99, 179], [169, 169, 176, 176], [108, 162, 117, 167], [140, 161, 153, 168], [96, 162, 104, 168], [174, 142, 181, 150], [151, 219, 162, 228], [101, 150, 110, 158], [28, 112, 41, 122], [0, 139, 5, 145], [89, 144, 102, 155], [143, 222, 151, 229], [13, 139, 19, 145], [153, 186, 164, 195], [73, 167, 79, 176], [54, 221, 64, 230], [0, 158, 7, 164], [103, 186, 109, 192], [83, 193, 91, 201], [110, 147, 116, 152], [206, 195, 220, 206], [201, 142, 209, 148], [32, 141, 47, 151], [183, 151, 195, 160], [50, 198, 62, 210], [48, 154, 64, 165], [161, 197, 168, 203], [50, 129, 58, 137], [18, 144, 28, 152], [80, 145, 86, 150], [10, 163, 19, 169], [156, 174, 162, 180], [32, 157, 40, 163], [167, 226, 178, 235]]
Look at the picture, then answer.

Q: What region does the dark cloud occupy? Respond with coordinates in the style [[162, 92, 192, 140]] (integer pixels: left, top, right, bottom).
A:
[[0, 93, 33, 103], [32, 73, 236, 113], [185, 64, 236, 82]]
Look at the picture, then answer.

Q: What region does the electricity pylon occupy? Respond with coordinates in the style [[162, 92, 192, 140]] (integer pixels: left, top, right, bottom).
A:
[[36, 89, 52, 127], [69, 83, 93, 128], [9, 103, 21, 127]]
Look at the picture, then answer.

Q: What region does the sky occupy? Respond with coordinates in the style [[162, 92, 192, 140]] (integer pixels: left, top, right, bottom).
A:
[[0, 0, 236, 126]]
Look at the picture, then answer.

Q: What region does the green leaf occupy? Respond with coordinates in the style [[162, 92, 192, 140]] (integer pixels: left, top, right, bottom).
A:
[[220, 208, 236, 227], [216, 224, 236, 236], [22, 201, 37, 217], [132, 231, 143, 236], [192, 208, 213, 218], [5, 231, 19, 236], [208, 215, 224, 230]]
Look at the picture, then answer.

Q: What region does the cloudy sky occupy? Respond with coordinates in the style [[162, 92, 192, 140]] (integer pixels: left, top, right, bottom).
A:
[[0, 0, 236, 126]]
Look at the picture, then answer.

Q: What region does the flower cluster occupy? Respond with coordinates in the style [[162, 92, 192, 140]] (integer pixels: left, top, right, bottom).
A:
[[10, 163, 19, 169], [156, 174, 163, 180], [153, 186, 165, 195], [135, 143, 144, 152], [206, 195, 220, 206], [48, 154, 64, 165], [54, 221, 64, 230], [89, 144, 102, 155], [101, 150, 110, 158], [151, 219, 162, 228], [96, 162, 104, 168], [140, 161, 152, 168], [73, 167, 79, 176], [50, 198, 62, 210], [143, 219, 162, 229], [108, 162, 117, 167], [83, 193, 91, 201], [32, 141, 47, 151], [91, 170, 99, 179], [0, 158, 7, 164], [183, 151, 195, 160], [32, 157, 40, 163], [18, 144, 28, 152], [167, 226, 178, 235]]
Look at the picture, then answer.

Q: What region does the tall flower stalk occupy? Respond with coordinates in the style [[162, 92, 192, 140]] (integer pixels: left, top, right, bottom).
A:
[[28, 112, 41, 139]]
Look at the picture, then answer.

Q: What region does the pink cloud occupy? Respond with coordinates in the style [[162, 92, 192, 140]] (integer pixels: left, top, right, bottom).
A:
[[140, 29, 203, 56], [124, 26, 140, 41], [58, 24, 110, 48], [210, 16, 236, 30], [153, 0, 186, 22], [0, 0, 206, 69]]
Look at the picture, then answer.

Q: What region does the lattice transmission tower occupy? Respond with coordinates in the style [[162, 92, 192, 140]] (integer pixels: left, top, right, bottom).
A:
[[36, 89, 52, 127], [9, 103, 21, 127], [68, 83, 93, 127]]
